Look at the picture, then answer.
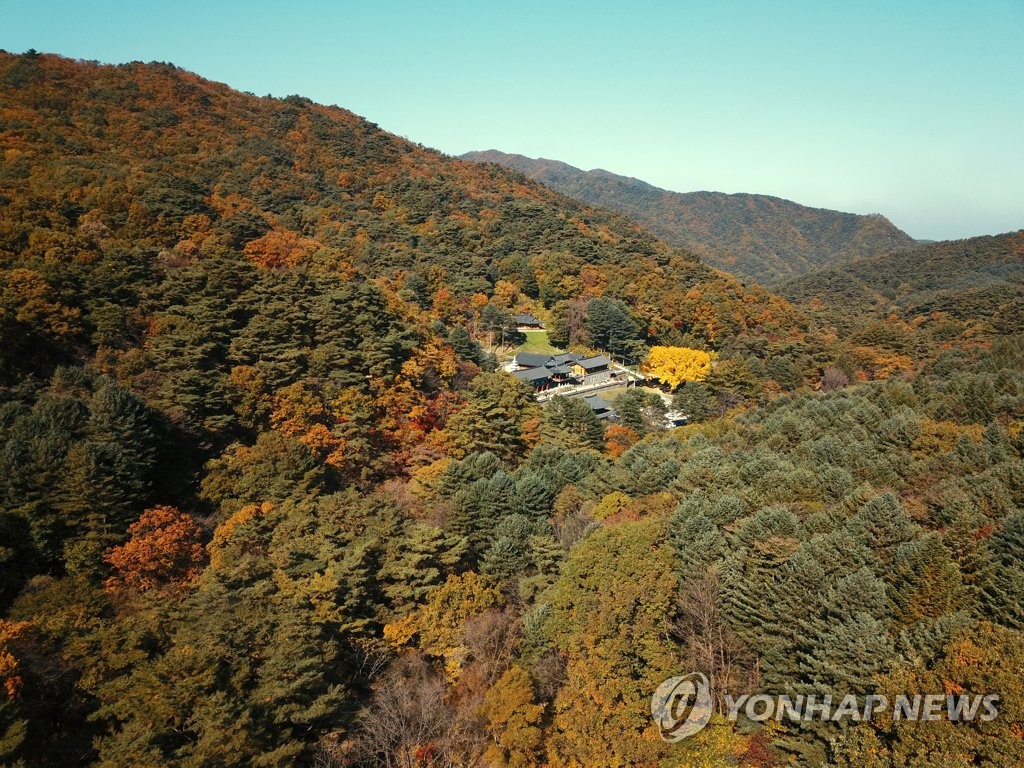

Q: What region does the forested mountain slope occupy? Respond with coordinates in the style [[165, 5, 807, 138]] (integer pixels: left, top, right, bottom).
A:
[[1, 51, 1022, 768], [0, 50, 808, 379], [779, 231, 1024, 336], [462, 149, 917, 285]]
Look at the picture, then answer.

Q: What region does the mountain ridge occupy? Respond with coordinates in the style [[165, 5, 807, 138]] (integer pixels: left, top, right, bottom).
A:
[[461, 149, 917, 284], [778, 229, 1024, 335]]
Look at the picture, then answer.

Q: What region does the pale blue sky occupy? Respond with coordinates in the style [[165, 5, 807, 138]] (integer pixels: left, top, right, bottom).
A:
[[2, 0, 1022, 240]]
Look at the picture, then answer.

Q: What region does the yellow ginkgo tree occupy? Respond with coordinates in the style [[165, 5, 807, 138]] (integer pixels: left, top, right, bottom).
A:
[[641, 346, 716, 390]]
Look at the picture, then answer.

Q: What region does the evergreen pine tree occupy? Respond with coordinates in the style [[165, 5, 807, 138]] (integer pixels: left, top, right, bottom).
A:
[[512, 471, 556, 522], [983, 512, 1024, 630]]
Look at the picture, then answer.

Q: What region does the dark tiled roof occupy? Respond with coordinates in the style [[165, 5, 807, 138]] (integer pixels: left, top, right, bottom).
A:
[[515, 353, 552, 368], [583, 395, 613, 411], [514, 314, 543, 324], [550, 353, 582, 365], [511, 366, 552, 383], [515, 352, 583, 370], [576, 355, 612, 370]]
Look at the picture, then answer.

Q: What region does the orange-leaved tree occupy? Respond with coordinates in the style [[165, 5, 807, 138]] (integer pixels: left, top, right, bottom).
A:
[[0, 268, 81, 339], [604, 424, 640, 458], [104, 506, 207, 593], [241, 229, 320, 269], [0, 620, 30, 700]]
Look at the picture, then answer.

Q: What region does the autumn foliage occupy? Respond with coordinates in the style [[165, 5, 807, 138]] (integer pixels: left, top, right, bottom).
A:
[[242, 229, 320, 269], [104, 506, 207, 593], [641, 345, 715, 389], [0, 620, 30, 699], [604, 423, 641, 457], [1, 52, 1023, 768]]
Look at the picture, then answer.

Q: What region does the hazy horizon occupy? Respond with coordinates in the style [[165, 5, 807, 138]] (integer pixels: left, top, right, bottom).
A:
[[3, 0, 1022, 241]]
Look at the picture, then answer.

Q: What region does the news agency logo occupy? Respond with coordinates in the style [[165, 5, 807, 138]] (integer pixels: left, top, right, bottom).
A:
[[652, 673, 1001, 742], [650, 672, 714, 742]]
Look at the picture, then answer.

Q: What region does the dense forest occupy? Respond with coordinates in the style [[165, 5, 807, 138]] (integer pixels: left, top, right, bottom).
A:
[[1, 51, 1022, 767], [461, 150, 917, 285], [779, 231, 1024, 331]]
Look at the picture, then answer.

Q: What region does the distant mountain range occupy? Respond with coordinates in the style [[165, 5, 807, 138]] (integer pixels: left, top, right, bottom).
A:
[[461, 150, 917, 285]]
